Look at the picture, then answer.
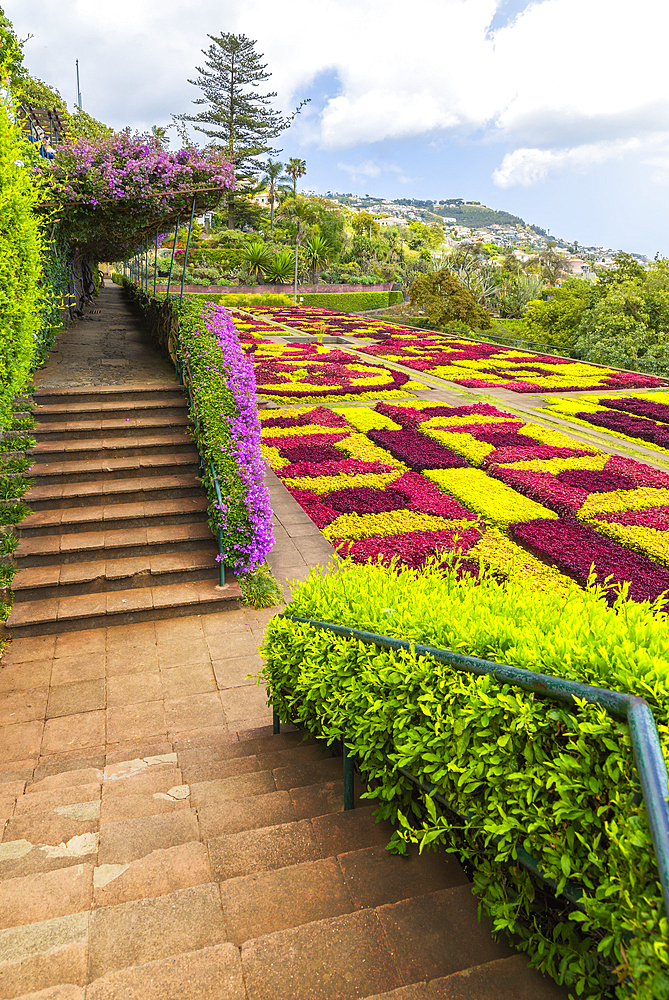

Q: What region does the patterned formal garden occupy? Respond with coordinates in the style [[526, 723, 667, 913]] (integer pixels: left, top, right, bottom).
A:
[[260, 400, 669, 604], [242, 341, 429, 402], [539, 390, 669, 454]]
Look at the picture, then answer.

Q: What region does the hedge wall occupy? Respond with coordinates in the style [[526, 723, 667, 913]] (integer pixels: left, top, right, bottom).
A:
[[299, 290, 393, 311], [262, 558, 669, 999]]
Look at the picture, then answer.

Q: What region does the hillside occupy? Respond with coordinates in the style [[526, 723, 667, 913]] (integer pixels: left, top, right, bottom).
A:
[[430, 202, 527, 228]]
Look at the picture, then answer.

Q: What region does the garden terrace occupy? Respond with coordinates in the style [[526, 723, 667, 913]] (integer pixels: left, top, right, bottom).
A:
[[540, 390, 669, 454]]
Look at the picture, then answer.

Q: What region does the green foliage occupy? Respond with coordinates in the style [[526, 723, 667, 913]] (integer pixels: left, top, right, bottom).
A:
[[0, 455, 30, 475], [0, 6, 23, 81], [262, 557, 669, 998], [0, 531, 17, 555], [0, 563, 15, 587], [239, 564, 283, 608], [184, 292, 292, 308], [409, 269, 491, 329], [0, 475, 32, 500], [523, 278, 595, 350], [388, 290, 403, 305], [0, 74, 45, 426], [263, 249, 295, 284], [0, 500, 31, 524], [0, 435, 36, 452], [300, 291, 394, 311]]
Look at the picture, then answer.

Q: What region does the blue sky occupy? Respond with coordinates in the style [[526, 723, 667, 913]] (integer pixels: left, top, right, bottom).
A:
[[6, 0, 669, 255]]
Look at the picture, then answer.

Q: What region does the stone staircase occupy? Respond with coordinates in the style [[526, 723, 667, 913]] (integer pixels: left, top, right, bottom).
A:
[[7, 383, 241, 637], [0, 722, 568, 999]]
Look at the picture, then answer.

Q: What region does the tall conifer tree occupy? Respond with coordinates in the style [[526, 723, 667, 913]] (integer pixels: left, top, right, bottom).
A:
[[179, 33, 306, 228]]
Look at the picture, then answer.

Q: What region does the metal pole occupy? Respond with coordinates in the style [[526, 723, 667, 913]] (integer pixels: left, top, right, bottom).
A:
[[75, 59, 82, 110], [180, 196, 197, 305], [343, 737, 354, 810], [165, 218, 180, 299], [153, 231, 159, 297], [273, 709, 281, 735]]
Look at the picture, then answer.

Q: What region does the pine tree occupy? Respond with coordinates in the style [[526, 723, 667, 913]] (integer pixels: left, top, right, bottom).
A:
[[180, 33, 306, 228]]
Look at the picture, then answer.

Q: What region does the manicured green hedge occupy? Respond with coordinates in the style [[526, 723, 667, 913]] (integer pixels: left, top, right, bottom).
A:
[[262, 558, 669, 999], [388, 290, 404, 305], [184, 292, 293, 309], [300, 290, 392, 311]]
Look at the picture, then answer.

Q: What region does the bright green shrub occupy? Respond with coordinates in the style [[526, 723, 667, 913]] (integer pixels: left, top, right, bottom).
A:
[[185, 292, 292, 309], [300, 291, 391, 311], [0, 78, 45, 425], [388, 290, 404, 305], [262, 558, 669, 998]]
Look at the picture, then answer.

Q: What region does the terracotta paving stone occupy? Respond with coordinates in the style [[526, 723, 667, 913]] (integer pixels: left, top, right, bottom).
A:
[[172, 728, 237, 752], [218, 685, 271, 727], [0, 721, 44, 763], [59, 561, 106, 585], [46, 679, 106, 719], [4, 803, 99, 846], [241, 909, 402, 1000], [0, 661, 52, 694], [105, 701, 165, 744], [207, 632, 260, 661], [221, 856, 354, 946], [10, 985, 85, 999], [37, 746, 105, 765], [160, 663, 217, 699], [151, 583, 199, 609], [92, 841, 210, 907], [106, 589, 152, 614], [0, 840, 98, 883], [181, 755, 260, 786], [256, 743, 329, 771], [103, 752, 177, 781], [164, 693, 226, 734], [189, 767, 275, 807], [105, 621, 156, 646], [272, 756, 342, 791], [97, 809, 199, 865], [106, 672, 161, 707], [28, 768, 102, 793], [208, 819, 322, 881], [104, 648, 159, 677], [200, 612, 252, 638], [0, 863, 93, 929], [196, 789, 294, 840], [211, 655, 262, 689], [57, 593, 107, 621], [104, 742, 173, 765], [54, 630, 106, 658], [101, 768, 182, 800], [87, 883, 227, 981], [290, 780, 354, 819], [311, 806, 395, 857], [377, 886, 513, 986], [365, 987, 431, 1000], [61, 530, 105, 552], [14, 782, 101, 817], [0, 689, 48, 726], [100, 789, 188, 824], [41, 711, 105, 756], [9, 599, 60, 628], [85, 943, 245, 1000], [338, 846, 468, 910], [0, 911, 89, 998], [0, 782, 25, 799], [50, 654, 105, 686], [0, 798, 16, 824], [32, 757, 105, 783], [156, 636, 211, 669], [428, 954, 570, 999], [176, 741, 260, 769]]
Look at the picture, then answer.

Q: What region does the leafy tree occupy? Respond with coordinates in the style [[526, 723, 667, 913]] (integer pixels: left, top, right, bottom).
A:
[[594, 250, 646, 292], [0, 5, 24, 82], [12, 74, 112, 140], [283, 157, 306, 197], [351, 210, 379, 239], [496, 274, 545, 319], [573, 284, 669, 372], [523, 278, 595, 349], [409, 269, 491, 329], [533, 242, 570, 285], [179, 33, 306, 228]]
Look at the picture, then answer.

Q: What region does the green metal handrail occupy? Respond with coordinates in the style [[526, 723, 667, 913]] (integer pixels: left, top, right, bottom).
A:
[[273, 612, 669, 919]]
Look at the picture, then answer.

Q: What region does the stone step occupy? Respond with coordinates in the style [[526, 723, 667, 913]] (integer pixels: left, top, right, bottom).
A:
[[34, 399, 188, 422], [34, 414, 190, 441], [29, 433, 195, 465], [18, 496, 209, 537], [33, 383, 185, 406], [24, 474, 204, 511], [12, 548, 219, 601], [16, 522, 215, 567], [423, 954, 570, 999], [27, 452, 199, 487], [5, 577, 241, 636]]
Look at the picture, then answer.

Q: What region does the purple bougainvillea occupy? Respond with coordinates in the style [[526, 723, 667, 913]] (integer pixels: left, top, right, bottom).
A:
[[510, 518, 669, 605], [368, 428, 468, 471]]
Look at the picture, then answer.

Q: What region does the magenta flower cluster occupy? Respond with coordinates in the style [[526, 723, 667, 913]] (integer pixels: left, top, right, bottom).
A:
[[576, 410, 669, 448], [368, 429, 468, 471]]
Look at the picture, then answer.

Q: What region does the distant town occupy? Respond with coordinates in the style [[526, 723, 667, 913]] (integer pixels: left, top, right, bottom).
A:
[[318, 192, 646, 277]]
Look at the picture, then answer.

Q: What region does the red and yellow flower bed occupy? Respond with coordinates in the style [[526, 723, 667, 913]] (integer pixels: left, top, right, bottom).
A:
[[244, 341, 428, 402], [260, 399, 669, 604], [361, 338, 666, 393], [248, 305, 414, 339], [540, 390, 669, 453], [228, 310, 284, 340]]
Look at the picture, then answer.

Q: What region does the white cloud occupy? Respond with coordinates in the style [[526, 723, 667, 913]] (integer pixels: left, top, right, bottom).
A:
[[6, 0, 669, 188], [492, 139, 642, 187], [337, 159, 416, 184]]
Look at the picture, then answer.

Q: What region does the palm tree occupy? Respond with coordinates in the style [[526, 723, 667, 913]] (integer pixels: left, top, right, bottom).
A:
[[264, 249, 296, 284], [261, 159, 283, 235], [240, 242, 273, 284], [303, 235, 334, 284], [283, 157, 307, 197]]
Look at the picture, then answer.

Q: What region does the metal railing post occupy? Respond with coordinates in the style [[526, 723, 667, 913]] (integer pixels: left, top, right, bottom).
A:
[[343, 736, 355, 810]]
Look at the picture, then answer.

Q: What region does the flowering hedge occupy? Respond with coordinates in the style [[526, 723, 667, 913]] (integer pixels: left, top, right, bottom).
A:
[[245, 341, 428, 402], [541, 391, 669, 454], [177, 300, 273, 572]]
